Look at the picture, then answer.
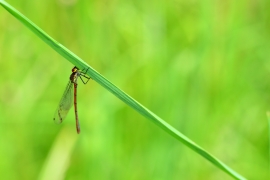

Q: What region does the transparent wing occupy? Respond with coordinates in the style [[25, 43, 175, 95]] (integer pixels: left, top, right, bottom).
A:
[[53, 81, 73, 124]]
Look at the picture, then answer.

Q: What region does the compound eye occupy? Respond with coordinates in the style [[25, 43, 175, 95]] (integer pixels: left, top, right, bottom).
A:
[[72, 66, 78, 72]]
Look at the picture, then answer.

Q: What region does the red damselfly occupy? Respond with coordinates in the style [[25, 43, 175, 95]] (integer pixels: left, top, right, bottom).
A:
[[53, 66, 90, 134]]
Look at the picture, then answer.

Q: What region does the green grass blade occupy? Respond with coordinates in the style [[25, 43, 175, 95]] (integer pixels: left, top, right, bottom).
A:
[[0, 0, 246, 179]]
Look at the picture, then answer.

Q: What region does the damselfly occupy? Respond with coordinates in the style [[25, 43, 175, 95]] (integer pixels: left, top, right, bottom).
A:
[[53, 66, 90, 134]]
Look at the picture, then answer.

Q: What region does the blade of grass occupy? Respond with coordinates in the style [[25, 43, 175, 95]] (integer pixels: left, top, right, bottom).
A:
[[0, 0, 246, 179]]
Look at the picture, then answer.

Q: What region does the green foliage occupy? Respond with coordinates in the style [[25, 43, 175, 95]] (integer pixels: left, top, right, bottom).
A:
[[0, 0, 269, 179]]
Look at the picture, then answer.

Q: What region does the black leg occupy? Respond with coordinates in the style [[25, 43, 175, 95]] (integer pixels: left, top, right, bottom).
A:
[[79, 67, 91, 84], [81, 67, 89, 74], [79, 75, 90, 84]]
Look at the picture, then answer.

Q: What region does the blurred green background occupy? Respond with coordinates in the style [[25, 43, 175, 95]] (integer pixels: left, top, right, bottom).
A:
[[0, 0, 269, 179]]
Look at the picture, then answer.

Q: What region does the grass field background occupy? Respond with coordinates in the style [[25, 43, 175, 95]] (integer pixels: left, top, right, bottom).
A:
[[0, 0, 269, 179]]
